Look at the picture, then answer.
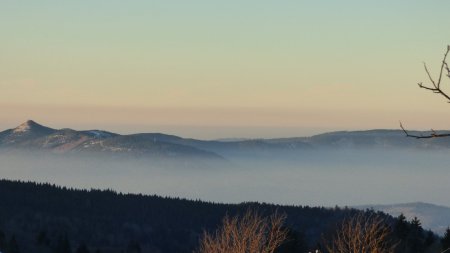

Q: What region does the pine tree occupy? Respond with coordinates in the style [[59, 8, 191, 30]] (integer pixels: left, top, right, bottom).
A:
[[424, 230, 435, 248], [8, 235, 20, 253], [75, 243, 90, 253], [0, 230, 6, 251], [410, 217, 422, 231], [395, 213, 409, 240], [442, 227, 450, 252], [126, 240, 141, 253], [36, 230, 51, 247], [276, 228, 308, 253], [409, 217, 425, 253], [54, 234, 72, 253]]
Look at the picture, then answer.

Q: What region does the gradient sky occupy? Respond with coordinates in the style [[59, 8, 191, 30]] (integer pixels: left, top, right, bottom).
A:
[[1, 1, 450, 139]]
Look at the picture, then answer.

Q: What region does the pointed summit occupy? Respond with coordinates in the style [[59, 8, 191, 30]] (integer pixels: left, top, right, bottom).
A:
[[25, 120, 38, 125], [12, 120, 55, 134]]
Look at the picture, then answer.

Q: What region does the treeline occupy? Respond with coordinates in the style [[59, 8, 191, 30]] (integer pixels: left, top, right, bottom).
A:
[[0, 179, 444, 252], [1, 228, 136, 253]]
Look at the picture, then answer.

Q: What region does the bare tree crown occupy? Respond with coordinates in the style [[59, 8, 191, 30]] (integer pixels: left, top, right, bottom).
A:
[[196, 209, 288, 253], [324, 213, 397, 253]]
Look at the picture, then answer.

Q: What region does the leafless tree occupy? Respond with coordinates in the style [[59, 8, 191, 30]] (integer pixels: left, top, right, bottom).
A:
[[401, 45, 450, 138], [196, 209, 288, 253], [324, 213, 397, 253]]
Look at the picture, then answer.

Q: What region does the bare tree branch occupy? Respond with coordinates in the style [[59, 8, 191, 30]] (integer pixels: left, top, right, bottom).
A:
[[400, 122, 450, 139], [402, 45, 450, 138], [445, 59, 450, 78], [417, 45, 450, 102], [418, 45, 450, 102]]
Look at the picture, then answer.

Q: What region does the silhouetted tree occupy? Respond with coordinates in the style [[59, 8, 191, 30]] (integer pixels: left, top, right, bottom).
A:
[[411, 217, 422, 231], [395, 213, 409, 238], [424, 230, 435, 248], [126, 240, 141, 253], [393, 213, 411, 252], [276, 228, 308, 253], [75, 243, 90, 253], [0, 230, 6, 251], [442, 227, 450, 252], [36, 230, 51, 247], [408, 217, 425, 253], [54, 235, 71, 253], [8, 235, 20, 253]]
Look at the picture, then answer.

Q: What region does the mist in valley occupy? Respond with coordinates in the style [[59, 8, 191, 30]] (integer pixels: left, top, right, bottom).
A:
[[1, 148, 449, 207]]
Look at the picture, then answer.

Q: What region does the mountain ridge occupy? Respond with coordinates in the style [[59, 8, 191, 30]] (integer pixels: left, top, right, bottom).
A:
[[0, 120, 224, 160], [3, 120, 450, 159]]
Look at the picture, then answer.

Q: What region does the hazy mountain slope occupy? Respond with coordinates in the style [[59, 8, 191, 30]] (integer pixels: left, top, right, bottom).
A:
[[356, 202, 450, 235], [0, 121, 224, 160], [2, 121, 450, 160], [0, 120, 57, 146], [0, 121, 314, 159], [133, 134, 313, 157], [304, 130, 450, 149], [76, 134, 223, 159]]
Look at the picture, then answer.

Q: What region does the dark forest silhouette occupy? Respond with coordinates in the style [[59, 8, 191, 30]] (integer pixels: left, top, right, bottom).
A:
[[0, 179, 442, 253]]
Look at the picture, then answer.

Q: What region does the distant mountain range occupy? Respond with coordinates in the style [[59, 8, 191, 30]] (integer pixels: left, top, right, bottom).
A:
[[356, 202, 450, 236], [2, 120, 450, 159], [0, 120, 223, 160]]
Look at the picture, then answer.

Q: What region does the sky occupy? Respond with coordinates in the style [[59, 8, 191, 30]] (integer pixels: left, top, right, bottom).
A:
[[1, 1, 450, 139]]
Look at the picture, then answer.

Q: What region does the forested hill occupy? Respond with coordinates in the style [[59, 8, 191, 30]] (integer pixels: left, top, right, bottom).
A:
[[0, 179, 438, 253]]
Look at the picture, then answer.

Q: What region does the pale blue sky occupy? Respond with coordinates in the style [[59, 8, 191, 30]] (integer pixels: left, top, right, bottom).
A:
[[1, 1, 450, 138]]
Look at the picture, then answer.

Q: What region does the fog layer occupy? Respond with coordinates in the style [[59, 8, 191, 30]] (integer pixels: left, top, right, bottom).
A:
[[0, 149, 449, 207]]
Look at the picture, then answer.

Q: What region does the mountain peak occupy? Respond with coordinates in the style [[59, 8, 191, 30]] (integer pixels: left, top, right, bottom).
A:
[[12, 120, 54, 134]]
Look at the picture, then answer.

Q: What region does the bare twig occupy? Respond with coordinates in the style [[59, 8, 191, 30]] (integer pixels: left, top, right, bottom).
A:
[[402, 46, 450, 139], [417, 45, 450, 102], [445, 60, 450, 78], [400, 122, 450, 139]]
